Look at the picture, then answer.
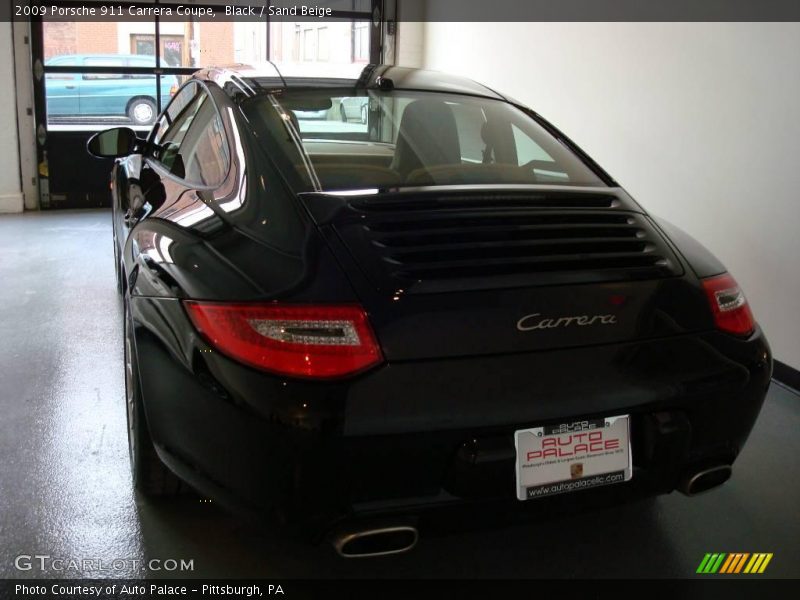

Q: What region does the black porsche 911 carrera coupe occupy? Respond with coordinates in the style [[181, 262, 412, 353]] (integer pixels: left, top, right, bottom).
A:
[[89, 63, 771, 557]]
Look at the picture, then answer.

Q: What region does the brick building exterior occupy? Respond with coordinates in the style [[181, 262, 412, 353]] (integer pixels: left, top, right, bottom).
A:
[[43, 21, 236, 66]]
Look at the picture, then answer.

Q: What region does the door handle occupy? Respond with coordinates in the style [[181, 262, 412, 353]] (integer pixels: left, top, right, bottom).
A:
[[65, 85, 76, 89]]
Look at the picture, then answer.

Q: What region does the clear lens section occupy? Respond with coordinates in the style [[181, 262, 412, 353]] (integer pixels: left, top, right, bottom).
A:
[[714, 288, 746, 312], [250, 319, 360, 345], [701, 273, 755, 337]]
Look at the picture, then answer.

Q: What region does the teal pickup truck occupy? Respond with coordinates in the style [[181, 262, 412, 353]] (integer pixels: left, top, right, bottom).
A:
[[45, 54, 179, 126]]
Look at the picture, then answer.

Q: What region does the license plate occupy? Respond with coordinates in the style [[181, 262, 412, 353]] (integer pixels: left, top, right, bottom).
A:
[[514, 415, 632, 501]]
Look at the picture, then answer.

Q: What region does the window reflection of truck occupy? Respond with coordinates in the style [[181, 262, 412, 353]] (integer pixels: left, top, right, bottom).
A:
[[45, 54, 179, 125]]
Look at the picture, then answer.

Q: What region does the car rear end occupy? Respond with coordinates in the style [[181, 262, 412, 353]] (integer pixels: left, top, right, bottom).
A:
[[133, 75, 771, 551], [301, 187, 769, 512], [149, 186, 770, 537]]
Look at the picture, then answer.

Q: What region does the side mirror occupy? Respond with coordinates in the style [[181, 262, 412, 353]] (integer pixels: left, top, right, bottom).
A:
[[87, 127, 138, 158]]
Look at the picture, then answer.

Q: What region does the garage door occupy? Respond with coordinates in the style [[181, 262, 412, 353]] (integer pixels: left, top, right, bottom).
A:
[[29, 0, 382, 208]]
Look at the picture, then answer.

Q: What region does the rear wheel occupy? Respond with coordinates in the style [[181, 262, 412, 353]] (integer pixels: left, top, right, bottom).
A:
[[127, 98, 156, 126], [124, 298, 181, 496]]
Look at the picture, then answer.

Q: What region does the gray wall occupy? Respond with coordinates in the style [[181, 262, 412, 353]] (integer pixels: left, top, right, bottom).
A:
[[420, 22, 800, 370]]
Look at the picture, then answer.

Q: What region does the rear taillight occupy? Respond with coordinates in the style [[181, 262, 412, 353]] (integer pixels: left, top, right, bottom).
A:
[[184, 302, 383, 379], [701, 273, 755, 337]]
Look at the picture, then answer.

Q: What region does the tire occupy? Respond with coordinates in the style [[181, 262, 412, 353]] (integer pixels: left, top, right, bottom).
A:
[[340, 103, 348, 123], [127, 97, 157, 126], [124, 298, 182, 496]]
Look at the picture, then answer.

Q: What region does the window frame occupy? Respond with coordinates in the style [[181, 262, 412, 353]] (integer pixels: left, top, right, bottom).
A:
[[82, 57, 127, 80]]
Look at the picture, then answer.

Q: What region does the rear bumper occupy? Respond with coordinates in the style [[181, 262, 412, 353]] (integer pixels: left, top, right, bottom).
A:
[[132, 297, 772, 532]]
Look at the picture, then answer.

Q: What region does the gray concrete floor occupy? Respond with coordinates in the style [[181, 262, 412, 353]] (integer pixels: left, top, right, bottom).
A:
[[1, 209, 798, 579]]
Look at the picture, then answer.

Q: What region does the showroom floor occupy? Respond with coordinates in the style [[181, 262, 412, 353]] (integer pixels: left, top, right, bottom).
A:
[[1, 209, 798, 579]]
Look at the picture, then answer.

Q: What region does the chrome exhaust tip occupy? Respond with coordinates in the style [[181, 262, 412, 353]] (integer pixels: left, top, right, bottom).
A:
[[332, 524, 418, 558], [680, 464, 732, 496]]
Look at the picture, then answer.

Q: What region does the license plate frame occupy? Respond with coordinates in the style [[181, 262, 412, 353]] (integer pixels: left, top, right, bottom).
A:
[[514, 415, 632, 501]]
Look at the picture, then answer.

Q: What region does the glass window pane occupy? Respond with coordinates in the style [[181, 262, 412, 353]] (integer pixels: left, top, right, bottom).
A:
[[354, 22, 370, 62], [41, 20, 178, 132], [269, 19, 371, 72], [292, 95, 369, 137], [83, 58, 125, 80], [242, 90, 606, 192], [154, 90, 207, 175], [154, 82, 201, 145], [183, 106, 230, 186], [44, 14, 372, 69], [162, 94, 206, 147], [43, 22, 160, 65], [451, 103, 487, 163], [44, 22, 111, 66], [133, 36, 156, 57], [45, 72, 161, 132], [512, 124, 555, 164], [160, 78, 188, 115], [163, 37, 185, 67]]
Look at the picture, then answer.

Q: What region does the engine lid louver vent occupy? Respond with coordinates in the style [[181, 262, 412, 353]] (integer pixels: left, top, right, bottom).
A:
[[348, 192, 619, 211], [327, 191, 683, 294]]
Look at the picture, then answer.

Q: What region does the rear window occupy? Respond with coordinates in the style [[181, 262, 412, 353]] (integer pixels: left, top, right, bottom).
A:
[[241, 89, 605, 192]]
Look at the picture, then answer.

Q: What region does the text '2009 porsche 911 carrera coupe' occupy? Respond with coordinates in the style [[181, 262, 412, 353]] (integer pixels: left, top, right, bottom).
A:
[[88, 63, 771, 558]]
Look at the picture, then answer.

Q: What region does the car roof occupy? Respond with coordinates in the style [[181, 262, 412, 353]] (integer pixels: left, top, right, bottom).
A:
[[193, 63, 508, 102]]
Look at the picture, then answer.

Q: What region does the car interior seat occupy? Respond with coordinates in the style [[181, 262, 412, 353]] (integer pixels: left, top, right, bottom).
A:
[[390, 99, 462, 181]]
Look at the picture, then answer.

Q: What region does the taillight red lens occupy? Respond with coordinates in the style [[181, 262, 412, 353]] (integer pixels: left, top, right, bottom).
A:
[[184, 302, 383, 379], [701, 273, 755, 337]]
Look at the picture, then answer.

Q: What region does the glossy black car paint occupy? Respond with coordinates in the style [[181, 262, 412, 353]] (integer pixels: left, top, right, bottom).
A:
[[109, 65, 771, 535]]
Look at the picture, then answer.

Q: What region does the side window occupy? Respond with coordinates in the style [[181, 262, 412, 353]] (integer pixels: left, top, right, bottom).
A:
[[160, 93, 205, 148], [45, 72, 77, 82], [152, 82, 201, 146], [44, 57, 75, 80], [181, 101, 231, 187], [152, 83, 230, 187], [151, 83, 206, 174]]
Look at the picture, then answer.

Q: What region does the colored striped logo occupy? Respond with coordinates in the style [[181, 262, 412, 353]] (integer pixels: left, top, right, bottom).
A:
[[696, 553, 773, 574]]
